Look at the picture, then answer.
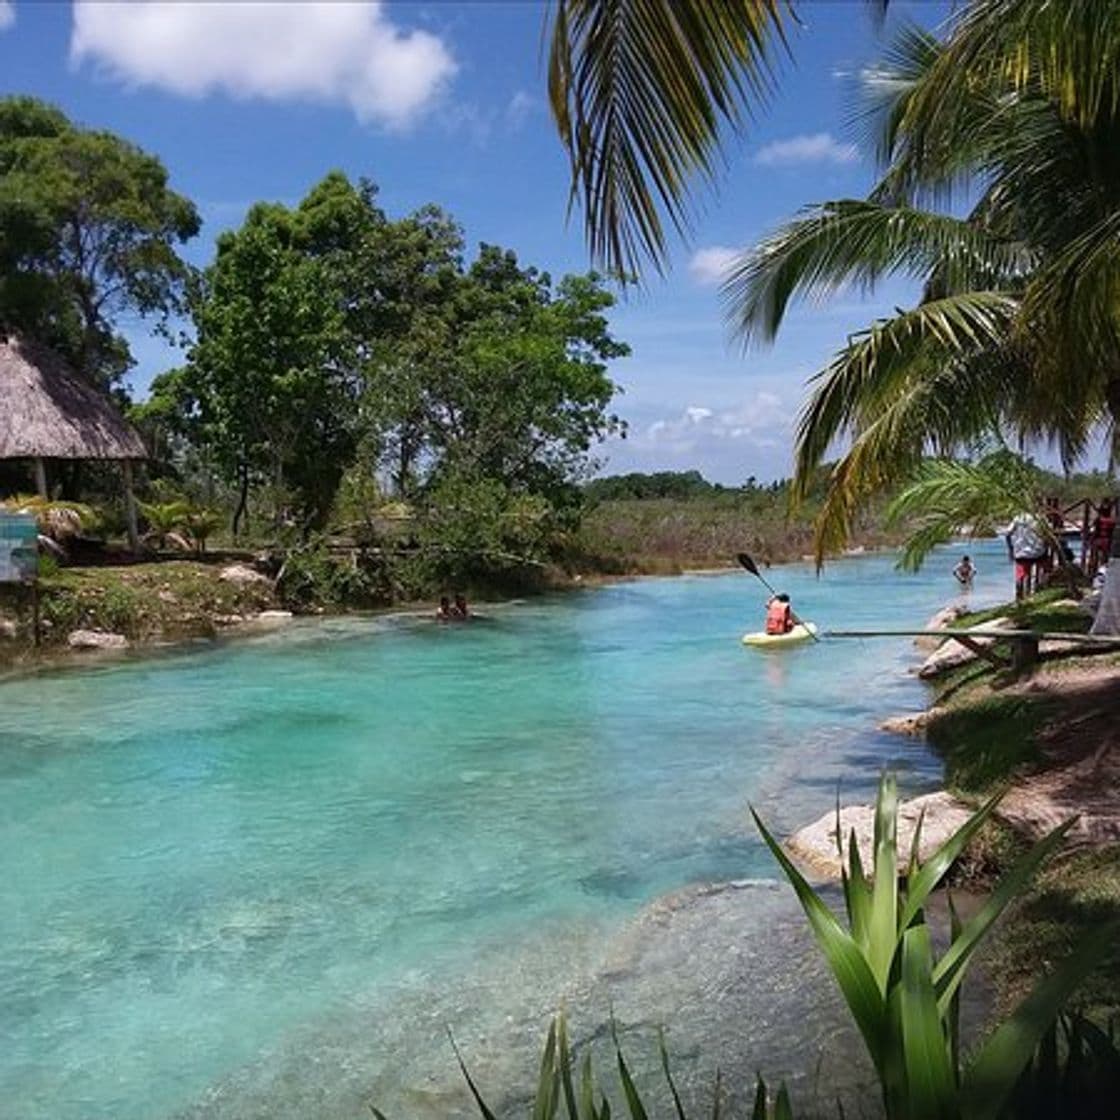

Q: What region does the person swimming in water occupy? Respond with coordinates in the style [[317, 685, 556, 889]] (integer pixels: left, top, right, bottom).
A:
[[953, 555, 976, 586]]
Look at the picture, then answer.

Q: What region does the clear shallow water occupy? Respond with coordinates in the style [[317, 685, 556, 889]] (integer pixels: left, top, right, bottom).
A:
[[0, 545, 1007, 1117]]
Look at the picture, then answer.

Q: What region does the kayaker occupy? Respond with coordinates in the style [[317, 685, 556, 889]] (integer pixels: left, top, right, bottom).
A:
[[764, 593, 795, 635], [953, 555, 976, 586]]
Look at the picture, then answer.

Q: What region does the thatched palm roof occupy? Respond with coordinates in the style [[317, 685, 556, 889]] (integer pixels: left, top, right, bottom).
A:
[[0, 335, 146, 460]]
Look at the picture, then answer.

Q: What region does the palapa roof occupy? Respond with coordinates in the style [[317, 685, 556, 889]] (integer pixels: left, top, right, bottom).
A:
[[0, 335, 146, 461]]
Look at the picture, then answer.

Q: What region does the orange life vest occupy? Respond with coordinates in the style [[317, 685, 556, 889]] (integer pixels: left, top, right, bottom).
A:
[[765, 600, 792, 635]]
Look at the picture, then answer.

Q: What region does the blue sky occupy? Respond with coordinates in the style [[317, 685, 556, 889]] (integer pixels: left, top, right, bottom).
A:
[[1, 1, 956, 484]]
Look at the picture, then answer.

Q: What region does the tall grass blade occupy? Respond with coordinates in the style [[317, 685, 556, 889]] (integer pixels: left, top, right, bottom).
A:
[[847, 826, 873, 951], [612, 1024, 650, 1120], [447, 1029, 500, 1120], [899, 790, 1004, 928], [752, 806, 887, 1071], [867, 773, 900, 991], [557, 1015, 581, 1120], [933, 819, 1076, 1013], [534, 1019, 560, 1120], [773, 1082, 793, 1120], [961, 921, 1120, 1120], [895, 924, 958, 1115], [750, 1073, 767, 1120], [658, 1029, 688, 1120]]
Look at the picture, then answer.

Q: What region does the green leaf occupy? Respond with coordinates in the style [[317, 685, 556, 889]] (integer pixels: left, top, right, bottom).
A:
[[557, 1015, 581, 1120], [773, 1081, 793, 1120], [961, 921, 1120, 1120], [899, 790, 1004, 929], [534, 1019, 560, 1120], [612, 1023, 649, 1120], [867, 773, 900, 992], [657, 1029, 688, 1120], [752, 805, 887, 1072], [750, 1073, 766, 1120], [933, 819, 1076, 1014], [448, 1029, 500, 1120], [894, 924, 958, 1117]]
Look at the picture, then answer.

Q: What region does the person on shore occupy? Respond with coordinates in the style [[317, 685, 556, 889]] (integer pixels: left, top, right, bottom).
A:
[[953, 555, 976, 587], [1006, 511, 1046, 601], [764, 592, 795, 635], [1092, 499, 1116, 573]]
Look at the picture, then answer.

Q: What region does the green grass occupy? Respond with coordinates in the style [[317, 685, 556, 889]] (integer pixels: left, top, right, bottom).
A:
[[987, 845, 1120, 1022], [957, 588, 1091, 636], [927, 694, 1058, 795]]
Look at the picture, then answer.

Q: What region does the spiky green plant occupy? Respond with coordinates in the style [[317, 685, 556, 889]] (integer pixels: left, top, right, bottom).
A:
[[1, 495, 99, 543], [752, 773, 1116, 1119], [181, 507, 223, 555], [374, 1013, 792, 1119], [138, 500, 191, 550]]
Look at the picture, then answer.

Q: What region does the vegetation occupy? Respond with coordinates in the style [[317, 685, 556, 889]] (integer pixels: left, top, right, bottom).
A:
[[0, 96, 199, 391]]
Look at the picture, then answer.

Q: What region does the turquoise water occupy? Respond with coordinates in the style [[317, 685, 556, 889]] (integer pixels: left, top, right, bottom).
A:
[[0, 547, 1006, 1117]]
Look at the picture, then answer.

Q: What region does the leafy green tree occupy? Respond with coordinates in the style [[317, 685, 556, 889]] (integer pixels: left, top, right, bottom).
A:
[[0, 95, 199, 389]]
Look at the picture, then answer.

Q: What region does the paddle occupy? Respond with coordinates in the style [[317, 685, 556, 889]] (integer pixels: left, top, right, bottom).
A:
[[735, 552, 821, 643]]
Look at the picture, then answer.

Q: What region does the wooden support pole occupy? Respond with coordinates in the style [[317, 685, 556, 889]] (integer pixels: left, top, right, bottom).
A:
[[33, 457, 48, 499], [122, 459, 140, 554]]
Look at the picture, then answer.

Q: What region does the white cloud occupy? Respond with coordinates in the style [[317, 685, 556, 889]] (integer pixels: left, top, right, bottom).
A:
[[0, 1, 14, 31], [641, 392, 790, 453], [505, 89, 535, 130], [753, 132, 858, 167], [688, 246, 741, 286], [70, 1, 457, 129]]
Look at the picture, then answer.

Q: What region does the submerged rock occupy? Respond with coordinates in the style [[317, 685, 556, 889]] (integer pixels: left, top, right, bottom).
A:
[[916, 617, 1013, 678], [67, 629, 130, 651], [786, 791, 975, 881]]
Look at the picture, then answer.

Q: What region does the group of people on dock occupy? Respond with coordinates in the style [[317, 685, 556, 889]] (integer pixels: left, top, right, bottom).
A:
[[1002, 497, 1115, 601]]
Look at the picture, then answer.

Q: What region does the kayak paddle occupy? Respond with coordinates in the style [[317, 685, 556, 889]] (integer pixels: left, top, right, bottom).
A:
[[735, 551, 821, 642]]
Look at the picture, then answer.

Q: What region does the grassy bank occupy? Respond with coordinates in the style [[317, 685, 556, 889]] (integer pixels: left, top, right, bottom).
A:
[[919, 591, 1120, 1023]]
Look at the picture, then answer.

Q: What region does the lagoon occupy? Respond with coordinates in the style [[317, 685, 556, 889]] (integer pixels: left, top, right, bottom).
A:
[[0, 546, 1007, 1117]]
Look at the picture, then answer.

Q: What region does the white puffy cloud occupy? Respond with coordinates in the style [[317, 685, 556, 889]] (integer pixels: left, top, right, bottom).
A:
[[642, 392, 790, 453], [0, 2, 14, 32], [70, 1, 456, 129], [505, 89, 535, 129], [688, 246, 741, 286], [753, 132, 858, 167]]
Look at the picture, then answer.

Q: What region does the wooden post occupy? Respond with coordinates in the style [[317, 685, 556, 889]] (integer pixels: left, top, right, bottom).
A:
[[122, 459, 140, 554], [33, 457, 48, 499]]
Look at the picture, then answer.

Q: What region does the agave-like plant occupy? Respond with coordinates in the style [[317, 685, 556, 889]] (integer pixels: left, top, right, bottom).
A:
[[138, 500, 191, 551], [1, 494, 99, 556], [181, 507, 223, 555], [375, 1013, 792, 1119], [752, 773, 1115, 1119]]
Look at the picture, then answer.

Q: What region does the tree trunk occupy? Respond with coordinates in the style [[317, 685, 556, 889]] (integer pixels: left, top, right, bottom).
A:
[[121, 459, 140, 553], [232, 463, 250, 537]]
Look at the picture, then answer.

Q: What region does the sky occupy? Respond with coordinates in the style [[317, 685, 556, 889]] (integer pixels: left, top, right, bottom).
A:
[[0, 0, 960, 485]]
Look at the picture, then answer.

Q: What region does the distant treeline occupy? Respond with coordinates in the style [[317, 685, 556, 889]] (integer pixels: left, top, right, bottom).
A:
[[584, 470, 786, 502]]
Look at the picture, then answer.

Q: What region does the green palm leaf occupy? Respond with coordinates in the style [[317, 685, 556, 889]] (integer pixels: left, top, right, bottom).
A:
[[548, 0, 790, 278]]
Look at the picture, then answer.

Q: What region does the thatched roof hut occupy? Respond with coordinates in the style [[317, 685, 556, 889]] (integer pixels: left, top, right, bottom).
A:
[[1, 334, 146, 549], [0, 335, 146, 461]]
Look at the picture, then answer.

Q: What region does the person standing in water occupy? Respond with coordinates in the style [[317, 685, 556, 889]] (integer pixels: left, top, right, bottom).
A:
[[953, 555, 976, 587], [764, 592, 795, 635]]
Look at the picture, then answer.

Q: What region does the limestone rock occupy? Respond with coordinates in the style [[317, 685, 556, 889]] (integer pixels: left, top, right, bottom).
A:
[[255, 610, 293, 622], [878, 709, 939, 736], [219, 563, 270, 586], [916, 617, 1012, 679], [0, 616, 18, 640], [914, 605, 966, 651], [786, 791, 975, 880], [67, 629, 130, 651]]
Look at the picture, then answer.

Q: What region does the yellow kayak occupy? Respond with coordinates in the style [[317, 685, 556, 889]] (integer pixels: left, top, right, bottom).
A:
[[741, 622, 818, 647]]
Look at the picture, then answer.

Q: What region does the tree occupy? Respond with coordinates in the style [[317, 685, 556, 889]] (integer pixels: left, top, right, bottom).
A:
[[716, 3, 1120, 633], [170, 197, 358, 533], [0, 96, 199, 389]]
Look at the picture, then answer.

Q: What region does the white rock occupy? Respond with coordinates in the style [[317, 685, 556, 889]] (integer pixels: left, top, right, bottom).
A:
[[786, 792, 975, 880], [219, 564, 270, 586], [878, 710, 939, 736], [67, 629, 130, 651], [255, 610, 293, 621], [914, 605, 966, 651], [0, 617, 18, 640], [916, 617, 1013, 678]]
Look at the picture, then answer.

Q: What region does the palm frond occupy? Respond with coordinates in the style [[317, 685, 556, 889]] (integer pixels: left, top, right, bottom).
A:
[[724, 202, 1031, 344], [548, 0, 791, 278]]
